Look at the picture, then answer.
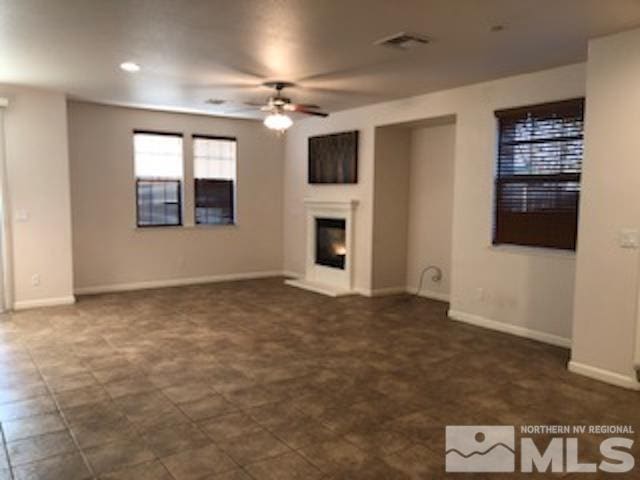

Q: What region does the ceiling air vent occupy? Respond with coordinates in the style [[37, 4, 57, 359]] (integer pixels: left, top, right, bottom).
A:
[[374, 32, 430, 50]]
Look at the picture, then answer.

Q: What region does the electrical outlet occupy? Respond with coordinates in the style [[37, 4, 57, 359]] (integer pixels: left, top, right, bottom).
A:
[[31, 274, 40, 287], [15, 210, 29, 222], [619, 229, 639, 249], [475, 287, 484, 301]]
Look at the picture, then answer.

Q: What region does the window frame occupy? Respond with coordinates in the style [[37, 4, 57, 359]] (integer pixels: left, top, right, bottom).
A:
[[192, 134, 238, 227], [133, 129, 185, 228], [493, 98, 585, 251]]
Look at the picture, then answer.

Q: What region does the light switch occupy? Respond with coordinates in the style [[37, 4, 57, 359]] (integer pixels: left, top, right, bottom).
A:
[[619, 228, 639, 249], [15, 210, 29, 222]]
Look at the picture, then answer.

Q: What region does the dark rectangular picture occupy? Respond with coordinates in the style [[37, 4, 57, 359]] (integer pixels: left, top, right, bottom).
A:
[[308, 130, 358, 184]]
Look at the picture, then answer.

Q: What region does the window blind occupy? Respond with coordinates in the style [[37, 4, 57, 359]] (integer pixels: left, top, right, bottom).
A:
[[195, 179, 234, 225], [193, 135, 236, 225], [133, 131, 183, 227], [494, 98, 584, 250]]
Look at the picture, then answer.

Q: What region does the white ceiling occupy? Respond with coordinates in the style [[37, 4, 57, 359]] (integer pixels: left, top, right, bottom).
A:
[[2, 0, 640, 119]]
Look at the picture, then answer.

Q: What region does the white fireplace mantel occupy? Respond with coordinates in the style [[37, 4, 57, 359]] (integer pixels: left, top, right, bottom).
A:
[[285, 198, 358, 296], [303, 199, 359, 209]]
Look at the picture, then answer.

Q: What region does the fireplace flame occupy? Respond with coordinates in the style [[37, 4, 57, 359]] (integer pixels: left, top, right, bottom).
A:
[[334, 244, 347, 256]]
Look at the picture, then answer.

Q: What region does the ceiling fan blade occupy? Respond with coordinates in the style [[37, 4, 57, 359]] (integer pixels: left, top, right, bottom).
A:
[[294, 108, 329, 118], [244, 101, 266, 107], [284, 103, 320, 111]]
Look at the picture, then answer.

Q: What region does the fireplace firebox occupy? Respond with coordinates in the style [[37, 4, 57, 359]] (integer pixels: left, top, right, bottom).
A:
[[315, 217, 346, 269]]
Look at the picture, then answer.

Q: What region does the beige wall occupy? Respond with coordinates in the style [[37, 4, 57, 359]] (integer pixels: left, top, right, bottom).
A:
[[371, 127, 410, 291], [68, 101, 284, 292], [406, 122, 456, 300], [571, 28, 640, 389], [0, 85, 74, 308], [284, 63, 584, 343]]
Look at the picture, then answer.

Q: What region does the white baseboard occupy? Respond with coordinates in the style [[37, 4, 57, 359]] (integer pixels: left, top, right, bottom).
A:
[[448, 309, 572, 348], [14, 295, 76, 310], [281, 270, 301, 279], [74, 270, 283, 295], [285, 279, 356, 297], [409, 287, 450, 303], [568, 361, 640, 391], [359, 286, 408, 297]]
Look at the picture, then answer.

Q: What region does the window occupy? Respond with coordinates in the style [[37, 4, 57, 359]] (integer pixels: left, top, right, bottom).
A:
[[494, 98, 584, 250], [193, 135, 236, 225], [134, 131, 183, 227]]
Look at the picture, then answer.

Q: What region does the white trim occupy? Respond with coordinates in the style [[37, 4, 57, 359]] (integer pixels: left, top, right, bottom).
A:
[[408, 287, 450, 303], [297, 198, 358, 294], [14, 295, 76, 310], [75, 270, 283, 295], [488, 244, 576, 260], [0, 103, 12, 312], [303, 199, 359, 209], [282, 270, 301, 279], [568, 361, 640, 391], [448, 309, 572, 348], [633, 258, 640, 372], [284, 278, 356, 297], [358, 286, 407, 297], [356, 286, 450, 301]]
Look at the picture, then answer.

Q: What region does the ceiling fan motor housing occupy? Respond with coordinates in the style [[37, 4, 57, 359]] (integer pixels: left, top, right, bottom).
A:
[[263, 81, 295, 92]]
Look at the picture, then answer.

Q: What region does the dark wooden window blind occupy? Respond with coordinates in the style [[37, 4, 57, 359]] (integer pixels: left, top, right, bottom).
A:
[[494, 98, 584, 250]]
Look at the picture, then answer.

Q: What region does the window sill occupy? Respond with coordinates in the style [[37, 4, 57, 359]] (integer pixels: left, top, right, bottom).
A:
[[190, 223, 238, 229], [488, 244, 576, 259], [134, 224, 237, 231]]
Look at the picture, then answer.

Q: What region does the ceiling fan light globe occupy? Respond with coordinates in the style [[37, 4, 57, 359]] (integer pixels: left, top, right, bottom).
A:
[[264, 113, 293, 131]]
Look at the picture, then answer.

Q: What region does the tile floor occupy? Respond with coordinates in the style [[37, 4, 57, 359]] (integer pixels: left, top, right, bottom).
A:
[[0, 278, 637, 479]]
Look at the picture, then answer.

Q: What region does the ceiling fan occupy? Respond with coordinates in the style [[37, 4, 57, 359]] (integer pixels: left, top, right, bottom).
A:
[[244, 81, 329, 131]]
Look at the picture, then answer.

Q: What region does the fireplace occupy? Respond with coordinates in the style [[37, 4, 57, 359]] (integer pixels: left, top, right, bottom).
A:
[[285, 199, 358, 296], [315, 218, 346, 269]]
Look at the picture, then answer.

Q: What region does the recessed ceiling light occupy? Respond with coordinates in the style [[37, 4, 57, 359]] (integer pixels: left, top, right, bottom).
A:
[[120, 62, 140, 73]]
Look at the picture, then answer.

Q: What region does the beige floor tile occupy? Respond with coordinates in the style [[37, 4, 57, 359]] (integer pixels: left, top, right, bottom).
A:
[[55, 385, 111, 410], [99, 461, 173, 480], [244, 451, 323, 480], [12, 452, 92, 480], [85, 438, 156, 475], [143, 422, 211, 457], [2, 413, 67, 442], [0, 395, 57, 422], [199, 412, 264, 442], [217, 429, 292, 465], [7, 430, 77, 466], [178, 394, 238, 421], [162, 383, 214, 404], [161, 443, 237, 479], [0, 278, 635, 479]]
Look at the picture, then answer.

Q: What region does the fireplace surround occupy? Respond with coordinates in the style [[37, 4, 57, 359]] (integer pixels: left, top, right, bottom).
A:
[[285, 199, 358, 296]]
